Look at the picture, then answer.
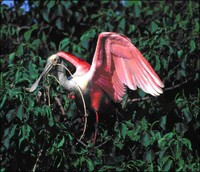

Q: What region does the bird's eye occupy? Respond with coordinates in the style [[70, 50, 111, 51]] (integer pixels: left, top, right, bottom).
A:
[[51, 58, 58, 66]]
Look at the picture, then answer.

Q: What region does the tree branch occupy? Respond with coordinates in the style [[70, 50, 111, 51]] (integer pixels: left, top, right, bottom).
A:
[[127, 77, 193, 103], [55, 96, 66, 120], [32, 141, 46, 172], [163, 77, 191, 91]]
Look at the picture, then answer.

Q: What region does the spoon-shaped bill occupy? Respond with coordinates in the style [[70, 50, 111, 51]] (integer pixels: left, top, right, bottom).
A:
[[25, 61, 53, 92]]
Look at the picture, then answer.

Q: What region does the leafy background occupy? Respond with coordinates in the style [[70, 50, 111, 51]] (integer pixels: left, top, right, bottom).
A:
[[0, 0, 199, 171]]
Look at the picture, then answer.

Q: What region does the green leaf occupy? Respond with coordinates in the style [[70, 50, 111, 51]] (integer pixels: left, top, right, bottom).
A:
[[28, 61, 37, 79], [158, 138, 166, 148], [160, 115, 167, 130], [115, 141, 124, 150], [59, 38, 70, 51], [128, 24, 136, 34], [121, 123, 128, 139], [31, 39, 40, 47], [62, 1, 71, 9], [124, 120, 134, 129], [182, 138, 192, 150], [140, 117, 148, 131], [44, 106, 54, 127], [159, 147, 167, 159], [182, 108, 192, 123], [27, 97, 34, 109], [19, 124, 32, 147], [17, 104, 23, 120], [138, 90, 146, 98], [3, 128, 10, 149], [0, 94, 7, 109], [80, 29, 96, 49], [47, 1, 55, 12], [175, 13, 181, 22], [190, 40, 196, 52], [151, 21, 158, 33], [8, 52, 15, 64], [56, 18, 64, 30], [42, 32, 46, 42], [144, 149, 155, 162], [177, 49, 183, 58], [175, 123, 188, 135], [86, 159, 94, 171], [163, 132, 174, 140], [16, 44, 24, 56], [195, 19, 199, 32], [119, 18, 125, 30], [155, 55, 161, 71], [163, 159, 173, 171], [124, 1, 135, 7], [24, 25, 38, 42], [24, 31, 32, 42], [127, 130, 140, 141], [57, 136, 65, 148], [9, 124, 17, 139], [141, 132, 151, 147], [134, 2, 141, 17], [42, 10, 49, 22], [173, 143, 181, 159], [6, 109, 15, 122]]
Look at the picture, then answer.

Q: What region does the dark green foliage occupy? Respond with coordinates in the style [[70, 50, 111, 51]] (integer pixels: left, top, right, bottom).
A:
[[0, 0, 199, 171]]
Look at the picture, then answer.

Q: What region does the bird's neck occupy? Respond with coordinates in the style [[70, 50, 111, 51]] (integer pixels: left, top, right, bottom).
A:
[[57, 63, 75, 91]]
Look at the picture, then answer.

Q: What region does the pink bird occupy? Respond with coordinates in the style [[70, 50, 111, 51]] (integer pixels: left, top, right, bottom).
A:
[[28, 32, 164, 142]]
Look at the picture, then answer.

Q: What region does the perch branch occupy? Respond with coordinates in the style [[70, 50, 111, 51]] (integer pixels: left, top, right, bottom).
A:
[[163, 77, 192, 91], [56, 63, 88, 145], [129, 77, 193, 103], [128, 96, 150, 103]]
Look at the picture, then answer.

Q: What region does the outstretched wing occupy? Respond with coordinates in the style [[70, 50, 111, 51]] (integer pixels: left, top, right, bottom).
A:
[[88, 32, 164, 102]]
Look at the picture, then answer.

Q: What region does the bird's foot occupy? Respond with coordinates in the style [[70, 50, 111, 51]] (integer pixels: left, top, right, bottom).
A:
[[68, 92, 75, 99]]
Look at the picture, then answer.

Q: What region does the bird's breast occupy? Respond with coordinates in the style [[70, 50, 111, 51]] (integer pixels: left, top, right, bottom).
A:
[[71, 74, 90, 93]]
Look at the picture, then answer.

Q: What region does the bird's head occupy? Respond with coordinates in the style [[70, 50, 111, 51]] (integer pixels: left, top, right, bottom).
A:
[[26, 54, 60, 92], [47, 54, 60, 66]]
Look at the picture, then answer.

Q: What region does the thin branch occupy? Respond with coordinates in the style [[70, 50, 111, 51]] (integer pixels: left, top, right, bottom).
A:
[[95, 139, 109, 149], [164, 77, 191, 91], [32, 141, 46, 172], [56, 63, 88, 144], [36, 91, 42, 104], [128, 96, 150, 103], [47, 74, 61, 85], [128, 77, 193, 103], [56, 63, 73, 76], [76, 139, 88, 148], [44, 85, 51, 106], [55, 96, 66, 118]]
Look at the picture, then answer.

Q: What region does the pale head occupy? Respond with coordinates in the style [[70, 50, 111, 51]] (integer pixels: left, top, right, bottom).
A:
[[47, 54, 59, 66], [27, 54, 60, 92]]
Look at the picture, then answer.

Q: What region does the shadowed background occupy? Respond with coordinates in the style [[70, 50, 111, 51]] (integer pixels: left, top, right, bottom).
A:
[[0, 0, 199, 171]]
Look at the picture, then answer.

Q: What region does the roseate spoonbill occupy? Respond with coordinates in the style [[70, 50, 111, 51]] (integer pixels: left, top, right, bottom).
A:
[[28, 32, 164, 142]]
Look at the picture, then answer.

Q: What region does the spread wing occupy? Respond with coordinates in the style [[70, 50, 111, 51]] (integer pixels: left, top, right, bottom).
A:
[[88, 32, 164, 102]]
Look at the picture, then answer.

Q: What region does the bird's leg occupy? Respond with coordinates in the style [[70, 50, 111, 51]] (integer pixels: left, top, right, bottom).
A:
[[93, 111, 99, 143], [90, 89, 102, 144]]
